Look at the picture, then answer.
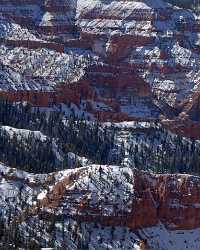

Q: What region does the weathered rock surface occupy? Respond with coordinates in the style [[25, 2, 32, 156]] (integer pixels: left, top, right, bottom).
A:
[[1, 163, 200, 249], [0, 0, 200, 138], [35, 166, 200, 231], [132, 170, 200, 230]]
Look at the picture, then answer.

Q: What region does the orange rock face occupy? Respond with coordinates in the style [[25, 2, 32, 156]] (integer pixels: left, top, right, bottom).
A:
[[130, 170, 200, 230], [0, 0, 200, 140], [0, 38, 64, 53], [130, 188, 158, 229], [162, 119, 200, 140], [106, 35, 155, 62], [157, 174, 200, 230], [37, 168, 200, 231]]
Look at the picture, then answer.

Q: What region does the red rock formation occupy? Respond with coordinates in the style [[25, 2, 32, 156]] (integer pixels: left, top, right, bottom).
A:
[[130, 188, 158, 229], [106, 34, 155, 62], [156, 174, 200, 230], [130, 170, 200, 230], [35, 168, 200, 231], [0, 90, 55, 107], [0, 0, 200, 140], [0, 38, 64, 53], [162, 118, 200, 140]]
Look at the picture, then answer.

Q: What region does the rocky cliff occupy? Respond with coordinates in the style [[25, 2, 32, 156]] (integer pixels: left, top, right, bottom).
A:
[[1, 162, 200, 249], [0, 1, 200, 248], [132, 170, 200, 230], [0, 0, 200, 139], [33, 166, 200, 231]]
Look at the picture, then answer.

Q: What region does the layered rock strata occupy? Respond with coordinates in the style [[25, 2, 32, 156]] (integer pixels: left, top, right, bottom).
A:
[[0, 0, 200, 138]]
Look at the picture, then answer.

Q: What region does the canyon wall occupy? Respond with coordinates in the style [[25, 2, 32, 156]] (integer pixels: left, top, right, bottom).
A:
[[37, 167, 200, 231], [131, 170, 200, 230], [0, 0, 200, 138]]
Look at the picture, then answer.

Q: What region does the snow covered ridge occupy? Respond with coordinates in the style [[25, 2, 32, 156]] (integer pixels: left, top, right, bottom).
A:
[[1, 125, 47, 141], [1, 163, 200, 248], [26, 165, 200, 231]]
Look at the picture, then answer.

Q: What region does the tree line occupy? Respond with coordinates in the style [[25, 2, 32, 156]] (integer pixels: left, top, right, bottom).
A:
[[0, 100, 199, 175]]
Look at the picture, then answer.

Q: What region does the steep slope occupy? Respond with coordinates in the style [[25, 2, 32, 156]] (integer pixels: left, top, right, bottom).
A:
[[0, 0, 199, 138], [35, 165, 200, 231], [1, 163, 200, 249], [0, 1, 200, 248]]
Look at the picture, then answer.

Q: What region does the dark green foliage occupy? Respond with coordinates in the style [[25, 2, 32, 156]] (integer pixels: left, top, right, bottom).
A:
[[0, 100, 115, 173], [0, 99, 199, 175], [0, 129, 55, 173], [128, 128, 200, 175], [27, 240, 41, 250]]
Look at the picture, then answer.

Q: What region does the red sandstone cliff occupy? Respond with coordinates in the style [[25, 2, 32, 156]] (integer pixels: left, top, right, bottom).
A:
[[132, 170, 200, 230], [0, 0, 200, 139], [35, 167, 200, 231]]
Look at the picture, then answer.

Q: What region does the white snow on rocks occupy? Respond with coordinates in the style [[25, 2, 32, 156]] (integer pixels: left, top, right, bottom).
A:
[[1, 126, 47, 141]]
